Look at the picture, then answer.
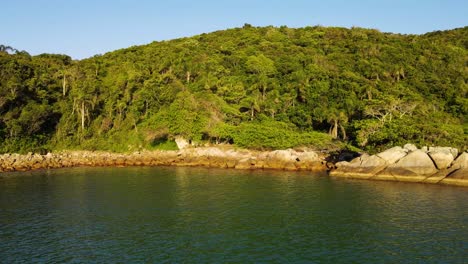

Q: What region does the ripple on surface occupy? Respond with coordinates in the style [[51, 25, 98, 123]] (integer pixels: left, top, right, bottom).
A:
[[0, 167, 467, 263]]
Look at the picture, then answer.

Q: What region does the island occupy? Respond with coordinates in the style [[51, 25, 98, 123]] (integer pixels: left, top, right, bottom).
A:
[[0, 25, 466, 185]]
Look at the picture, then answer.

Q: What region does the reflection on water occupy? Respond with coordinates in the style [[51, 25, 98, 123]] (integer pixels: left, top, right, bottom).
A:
[[0, 167, 467, 263]]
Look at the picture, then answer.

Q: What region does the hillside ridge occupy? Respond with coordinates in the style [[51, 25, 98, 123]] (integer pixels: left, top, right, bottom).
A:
[[0, 25, 466, 153]]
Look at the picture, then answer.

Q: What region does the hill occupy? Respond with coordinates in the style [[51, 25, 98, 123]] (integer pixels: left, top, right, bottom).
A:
[[0, 25, 467, 153]]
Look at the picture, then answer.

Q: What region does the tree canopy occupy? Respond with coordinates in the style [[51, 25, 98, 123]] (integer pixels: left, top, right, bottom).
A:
[[0, 25, 466, 153]]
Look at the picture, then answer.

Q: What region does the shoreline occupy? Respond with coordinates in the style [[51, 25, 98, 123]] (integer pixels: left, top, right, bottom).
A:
[[0, 147, 328, 173], [330, 145, 468, 187], [1, 146, 467, 187]]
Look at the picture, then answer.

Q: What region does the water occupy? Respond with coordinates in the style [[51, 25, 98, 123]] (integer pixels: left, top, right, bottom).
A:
[[0, 167, 467, 263]]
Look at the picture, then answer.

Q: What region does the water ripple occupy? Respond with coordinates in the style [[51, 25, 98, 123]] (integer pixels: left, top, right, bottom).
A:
[[0, 167, 467, 263]]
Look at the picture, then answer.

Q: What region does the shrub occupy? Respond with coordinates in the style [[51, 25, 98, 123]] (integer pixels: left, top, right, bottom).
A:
[[214, 120, 333, 150]]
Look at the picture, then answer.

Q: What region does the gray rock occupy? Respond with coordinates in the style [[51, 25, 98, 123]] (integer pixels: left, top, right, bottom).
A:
[[333, 154, 386, 175], [335, 154, 370, 168], [384, 149, 438, 176], [428, 148, 456, 169], [451, 152, 468, 169], [403, 143, 418, 152], [428, 147, 458, 159], [376, 146, 408, 164], [296, 151, 319, 162], [175, 136, 190, 150], [271, 149, 298, 162], [362, 155, 385, 165]]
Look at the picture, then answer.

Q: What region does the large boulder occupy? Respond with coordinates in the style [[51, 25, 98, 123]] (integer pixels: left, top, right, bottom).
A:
[[427, 148, 456, 169], [376, 146, 408, 164], [383, 149, 438, 176], [335, 153, 368, 169], [446, 152, 468, 179], [403, 143, 418, 152], [265, 149, 298, 169], [452, 152, 468, 168], [332, 154, 387, 176], [271, 149, 298, 161], [355, 155, 387, 174], [429, 147, 458, 159], [175, 136, 190, 150], [296, 151, 319, 163]]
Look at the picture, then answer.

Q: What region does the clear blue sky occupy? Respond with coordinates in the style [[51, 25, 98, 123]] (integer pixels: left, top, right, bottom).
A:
[[2, 0, 467, 59]]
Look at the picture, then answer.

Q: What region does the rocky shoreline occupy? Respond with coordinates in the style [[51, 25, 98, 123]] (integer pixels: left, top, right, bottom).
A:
[[0, 147, 327, 173], [1, 145, 467, 187], [330, 144, 468, 187]]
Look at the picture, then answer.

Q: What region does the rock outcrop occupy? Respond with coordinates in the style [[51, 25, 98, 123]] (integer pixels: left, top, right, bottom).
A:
[[447, 152, 468, 179], [0, 147, 326, 174], [335, 154, 387, 177], [376, 146, 408, 164], [330, 145, 467, 187], [427, 147, 457, 170], [1, 144, 465, 187], [383, 150, 438, 176], [175, 136, 190, 150]]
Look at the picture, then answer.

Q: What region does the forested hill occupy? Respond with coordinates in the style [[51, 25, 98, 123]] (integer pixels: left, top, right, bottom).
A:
[[0, 25, 467, 153]]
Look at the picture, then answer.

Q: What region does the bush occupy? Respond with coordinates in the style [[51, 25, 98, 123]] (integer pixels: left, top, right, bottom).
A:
[[150, 139, 179, 150], [215, 120, 333, 150]]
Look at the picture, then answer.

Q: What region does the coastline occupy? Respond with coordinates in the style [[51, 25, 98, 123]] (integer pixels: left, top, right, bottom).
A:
[[0, 147, 328, 173], [1, 145, 467, 187], [330, 145, 468, 187]]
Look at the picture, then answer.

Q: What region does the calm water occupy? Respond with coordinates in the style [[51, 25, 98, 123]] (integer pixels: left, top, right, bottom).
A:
[[0, 167, 467, 263]]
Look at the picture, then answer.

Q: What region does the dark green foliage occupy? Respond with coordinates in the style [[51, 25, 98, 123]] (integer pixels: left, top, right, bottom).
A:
[[0, 25, 467, 153]]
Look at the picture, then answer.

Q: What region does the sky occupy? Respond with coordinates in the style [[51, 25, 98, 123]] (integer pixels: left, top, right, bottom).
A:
[[2, 0, 467, 59]]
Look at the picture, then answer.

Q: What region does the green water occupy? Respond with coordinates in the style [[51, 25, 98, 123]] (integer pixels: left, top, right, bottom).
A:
[[0, 167, 467, 263]]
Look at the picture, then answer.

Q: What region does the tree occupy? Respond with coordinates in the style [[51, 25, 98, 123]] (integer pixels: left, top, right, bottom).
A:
[[0, 45, 16, 54], [246, 54, 276, 101], [68, 65, 99, 133], [1, 26, 467, 152]]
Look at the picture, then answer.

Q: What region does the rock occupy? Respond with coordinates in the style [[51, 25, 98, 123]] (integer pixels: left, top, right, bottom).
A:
[[272, 149, 298, 161], [428, 148, 455, 169], [428, 147, 458, 159], [265, 149, 297, 169], [235, 158, 253, 170], [175, 136, 190, 150], [361, 155, 386, 167], [295, 151, 323, 170], [338, 151, 358, 162], [384, 149, 438, 176], [282, 161, 295, 170], [448, 168, 468, 179], [376, 146, 408, 164], [447, 152, 468, 175], [296, 151, 319, 162], [338, 153, 369, 168], [226, 159, 237, 168], [332, 154, 386, 176], [197, 147, 226, 158], [453, 152, 468, 166], [404, 143, 418, 152]]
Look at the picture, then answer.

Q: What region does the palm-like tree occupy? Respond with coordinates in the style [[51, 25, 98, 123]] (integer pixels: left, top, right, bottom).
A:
[[0, 45, 17, 54]]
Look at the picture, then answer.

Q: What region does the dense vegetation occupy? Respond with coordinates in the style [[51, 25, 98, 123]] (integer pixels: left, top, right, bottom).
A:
[[0, 25, 467, 153]]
